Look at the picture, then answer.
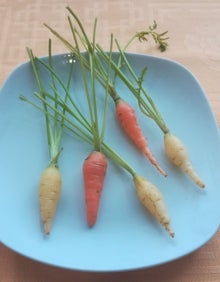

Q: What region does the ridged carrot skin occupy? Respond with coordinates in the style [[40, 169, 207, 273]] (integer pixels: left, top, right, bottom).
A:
[[39, 164, 62, 235], [133, 174, 174, 237], [83, 151, 108, 227], [115, 99, 167, 176]]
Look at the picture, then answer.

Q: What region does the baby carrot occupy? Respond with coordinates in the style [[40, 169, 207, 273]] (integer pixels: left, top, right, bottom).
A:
[[115, 98, 167, 176], [102, 144, 174, 237], [39, 164, 62, 234], [133, 174, 174, 237], [83, 151, 107, 227], [164, 132, 205, 188], [22, 42, 73, 234]]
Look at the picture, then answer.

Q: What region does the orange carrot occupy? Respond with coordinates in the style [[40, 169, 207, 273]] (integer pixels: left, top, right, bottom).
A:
[[115, 99, 167, 177], [83, 151, 108, 227]]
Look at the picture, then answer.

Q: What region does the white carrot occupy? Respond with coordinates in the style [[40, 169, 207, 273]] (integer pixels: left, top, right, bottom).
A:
[[39, 164, 62, 234], [133, 174, 174, 237], [164, 132, 205, 188], [21, 43, 73, 234]]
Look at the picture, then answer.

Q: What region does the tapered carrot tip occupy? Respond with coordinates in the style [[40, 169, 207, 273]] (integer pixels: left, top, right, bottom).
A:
[[143, 147, 167, 177], [43, 220, 52, 235], [164, 223, 175, 238], [157, 166, 167, 177], [87, 215, 96, 228]]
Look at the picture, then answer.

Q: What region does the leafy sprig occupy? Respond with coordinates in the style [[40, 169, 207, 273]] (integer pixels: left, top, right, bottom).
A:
[[136, 20, 169, 52]]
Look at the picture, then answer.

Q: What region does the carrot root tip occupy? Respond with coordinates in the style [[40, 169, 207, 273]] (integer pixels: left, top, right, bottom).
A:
[[165, 224, 175, 238], [143, 149, 167, 177], [43, 220, 52, 235]]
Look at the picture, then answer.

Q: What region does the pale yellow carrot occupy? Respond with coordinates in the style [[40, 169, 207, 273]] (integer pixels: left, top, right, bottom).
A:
[[164, 132, 205, 188], [133, 174, 174, 237], [39, 164, 62, 235]]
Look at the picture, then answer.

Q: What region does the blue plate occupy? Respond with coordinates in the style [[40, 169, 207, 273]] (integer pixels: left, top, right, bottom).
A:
[[0, 53, 219, 272]]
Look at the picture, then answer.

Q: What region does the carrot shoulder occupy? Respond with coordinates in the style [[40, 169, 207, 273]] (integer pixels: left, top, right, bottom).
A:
[[83, 151, 108, 227], [115, 99, 167, 176]]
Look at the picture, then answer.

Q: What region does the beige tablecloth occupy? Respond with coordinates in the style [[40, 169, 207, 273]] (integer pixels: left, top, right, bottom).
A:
[[0, 1, 219, 281]]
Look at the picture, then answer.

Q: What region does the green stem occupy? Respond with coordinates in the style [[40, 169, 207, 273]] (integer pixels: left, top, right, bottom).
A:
[[26, 44, 76, 165], [26, 48, 51, 148], [100, 34, 113, 143], [90, 18, 100, 151], [68, 12, 113, 153], [35, 56, 91, 132]]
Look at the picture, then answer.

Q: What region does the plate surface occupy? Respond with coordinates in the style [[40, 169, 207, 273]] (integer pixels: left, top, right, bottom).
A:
[[0, 53, 220, 272]]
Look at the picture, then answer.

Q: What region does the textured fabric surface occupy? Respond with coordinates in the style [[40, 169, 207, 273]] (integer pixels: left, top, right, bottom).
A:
[[0, 1, 219, 281]]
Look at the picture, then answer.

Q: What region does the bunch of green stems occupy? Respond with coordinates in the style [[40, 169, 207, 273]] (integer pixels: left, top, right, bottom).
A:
[[44, 6, 170, 135], [21, 42, 137, 178]]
